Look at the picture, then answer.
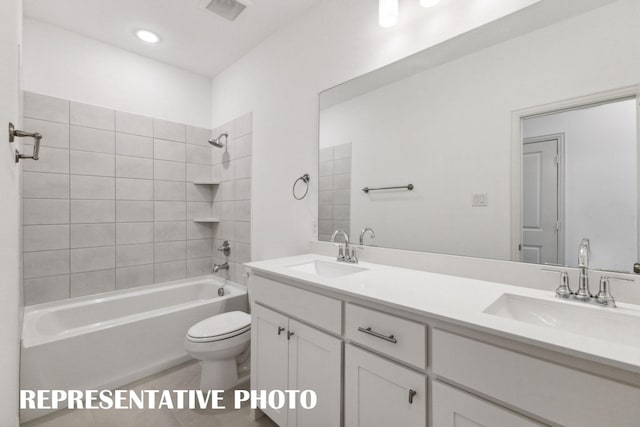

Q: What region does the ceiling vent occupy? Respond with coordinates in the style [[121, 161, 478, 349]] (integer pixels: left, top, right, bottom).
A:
[[200, 0, 253, 21]]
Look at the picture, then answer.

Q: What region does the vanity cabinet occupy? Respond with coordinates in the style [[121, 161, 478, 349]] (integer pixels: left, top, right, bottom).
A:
[[252, 303, 342, 427], [432, 381, 544, 427], [344, 344, 426, 427]]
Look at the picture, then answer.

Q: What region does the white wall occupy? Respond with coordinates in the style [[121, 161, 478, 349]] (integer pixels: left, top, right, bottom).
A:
[[22, 19, 212, 128], [523, 100, 637, 271], [317, 0, 640, 263], [0, 0, 22, 423], [209, 0, 543, 260]]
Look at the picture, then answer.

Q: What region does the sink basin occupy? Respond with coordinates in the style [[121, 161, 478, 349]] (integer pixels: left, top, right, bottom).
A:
[[288, 260, 368, 278], [484, 293, 640, 347]]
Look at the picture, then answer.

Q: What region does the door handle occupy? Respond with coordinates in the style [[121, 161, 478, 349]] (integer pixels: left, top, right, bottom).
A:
[[408, 389, 417, 404], [277, 326, 285, 335], [287, 331, 294, 340]]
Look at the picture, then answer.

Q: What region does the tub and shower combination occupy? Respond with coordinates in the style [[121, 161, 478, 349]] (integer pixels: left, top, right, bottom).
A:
[[21, 276, 247, 420]]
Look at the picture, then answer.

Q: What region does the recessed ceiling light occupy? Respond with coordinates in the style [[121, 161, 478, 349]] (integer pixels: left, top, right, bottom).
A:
[[135, 29, 160, 44], [420, 0, 441, 7], [379, 0, 398, 28]]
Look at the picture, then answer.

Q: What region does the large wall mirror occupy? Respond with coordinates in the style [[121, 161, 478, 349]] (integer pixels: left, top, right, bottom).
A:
[[317, 0, 640, 273]]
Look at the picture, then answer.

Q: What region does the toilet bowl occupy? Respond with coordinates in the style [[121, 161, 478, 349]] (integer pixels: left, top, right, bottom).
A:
[[184, 311, 251, 391]]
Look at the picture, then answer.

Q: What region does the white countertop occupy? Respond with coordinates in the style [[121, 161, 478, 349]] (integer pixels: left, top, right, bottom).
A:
[[247, 254, 640, 374]]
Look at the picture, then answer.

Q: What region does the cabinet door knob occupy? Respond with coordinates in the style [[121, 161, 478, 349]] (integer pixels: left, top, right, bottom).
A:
[[277, 326, 285, 335], [287, 331, 295, 340], [408, 389, 417, 404]]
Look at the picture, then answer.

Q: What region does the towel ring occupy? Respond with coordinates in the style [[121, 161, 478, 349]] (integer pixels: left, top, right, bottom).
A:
[[293, 174, 310, 200]]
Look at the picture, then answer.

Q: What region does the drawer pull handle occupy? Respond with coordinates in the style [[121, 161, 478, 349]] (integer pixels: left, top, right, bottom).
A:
[[408, 389, 417, 404], [357, 326, 397, 344], [277, 326, 285, 335], [287, 331, 295, 340]]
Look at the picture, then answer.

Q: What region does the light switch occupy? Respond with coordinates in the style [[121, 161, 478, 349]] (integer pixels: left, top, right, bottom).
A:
[[472, 193, 488, 207]]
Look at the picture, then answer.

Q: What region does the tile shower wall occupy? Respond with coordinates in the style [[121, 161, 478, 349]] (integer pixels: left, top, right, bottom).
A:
[[210, 114, 252, 285], [20, 92, 250, 305], [318, 143, 352, 242]]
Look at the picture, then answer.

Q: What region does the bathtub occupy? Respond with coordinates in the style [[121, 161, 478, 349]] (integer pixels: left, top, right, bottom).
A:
[[20, 276, 248, 421]]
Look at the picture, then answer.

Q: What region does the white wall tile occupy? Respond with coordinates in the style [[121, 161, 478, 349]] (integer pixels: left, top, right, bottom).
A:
[[24, 172, 70, 199], [24, 250, 70, 279], [116, 222, 154, 244], [154, 180, 186, 201], [24, 225, 69, 252], [23, 146, 69, 174], [70, 101, 115, 131], [186, 126, 211, 146], [115, 133, 153, 158], [215, 221, 235, 241], [116, 264, 154, 289], [187, 163, 212, 182], [154, 221, 186, 242], [333, 174, 350, 190], [155, 241, 186, 263], [235, 113, 252, 137], [187, 222, 213, 240], [70, 200, 115, 223], [70, 175, 115, 199], [215, 181, 234, 202], [24, 118, 69, 149], [70, 269, 115, 297], [70, 150, 115, 176], [154, 201, 186, 221], [116, 201, 153, 222], [187, 258, 211, 278], [154, 139, 185, 162], [235, 242, 251, 263], [153, 119, 185, 142], [70, 126, 115, 154], [186, 144, 212, 165], [235, 200, 251, 222], [115, 178, 154, 200], [187, 239, 212, 259], [70, 223, 115, 248], [154, 260, 186, 282], [116, 155, 154, 179], [187, 202, 212, 219], [24, 275, 70, 305], [235, 222, 251, 244], [116, 111, 153, 137], [235, 156, 251, 179], [70, 246, 115, 273], [155, 160, 186, 182], [24, 199, 69, 225], [235, 178, 251, 200], [234, 134, 252, 159], [186, 184, 213, 202], [116, 243, 154, 268], [24, 92, 69, 123]]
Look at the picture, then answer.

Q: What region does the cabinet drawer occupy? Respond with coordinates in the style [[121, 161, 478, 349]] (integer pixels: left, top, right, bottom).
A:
[[432, 381, 543, 427], [345, 303, 426, 369], [432, 329, 640, 427], [249, 275, 342, 334]]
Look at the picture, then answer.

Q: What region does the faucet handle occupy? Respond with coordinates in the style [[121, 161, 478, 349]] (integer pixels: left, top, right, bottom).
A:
[[595, 275, 634, 307], [541, 267, 572, 298]]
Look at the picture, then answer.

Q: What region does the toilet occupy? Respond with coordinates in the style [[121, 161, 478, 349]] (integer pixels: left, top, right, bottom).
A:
[[184, 311, 251, 391]]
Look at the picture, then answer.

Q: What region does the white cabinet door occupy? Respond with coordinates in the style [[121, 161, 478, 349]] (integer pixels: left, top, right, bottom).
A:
[[252, 304, 290, 426], [345, 344, 426, 427], [432, 381, 544, 427], [287, 319, 342, 427]]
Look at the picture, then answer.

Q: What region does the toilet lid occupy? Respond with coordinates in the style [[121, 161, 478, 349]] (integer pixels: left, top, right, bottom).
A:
[[187, 311, 251, 340]]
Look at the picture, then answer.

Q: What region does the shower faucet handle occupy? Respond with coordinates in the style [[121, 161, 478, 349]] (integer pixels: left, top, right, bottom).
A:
[[217, 240, 231, 256]]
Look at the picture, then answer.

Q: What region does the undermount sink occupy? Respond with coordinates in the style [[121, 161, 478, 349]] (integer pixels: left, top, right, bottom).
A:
[[288, 259, 368, 278], [483, 293, 640, 347]]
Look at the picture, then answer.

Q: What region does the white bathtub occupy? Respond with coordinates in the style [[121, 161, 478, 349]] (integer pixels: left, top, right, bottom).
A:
[[21, 276, 248, 421]]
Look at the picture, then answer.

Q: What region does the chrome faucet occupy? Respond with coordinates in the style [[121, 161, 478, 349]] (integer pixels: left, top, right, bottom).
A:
[[331, 229, 357, 263], [213, 262, 229, 273], [575, 238, 591, 301], [359, 226, 376, 246]]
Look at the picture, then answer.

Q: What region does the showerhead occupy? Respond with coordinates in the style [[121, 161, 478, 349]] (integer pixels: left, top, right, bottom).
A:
[[208, 132, 228, 148]]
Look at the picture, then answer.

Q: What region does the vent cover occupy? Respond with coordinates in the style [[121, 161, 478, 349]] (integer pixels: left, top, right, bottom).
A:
[[200, 0, 252, 21]]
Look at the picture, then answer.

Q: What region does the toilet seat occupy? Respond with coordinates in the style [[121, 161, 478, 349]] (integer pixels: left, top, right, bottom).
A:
[[187, 311, 251, 343]]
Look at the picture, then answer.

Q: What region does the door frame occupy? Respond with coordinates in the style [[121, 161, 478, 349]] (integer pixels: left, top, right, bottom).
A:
[[522, 133, 565, 266], [510, 85, 640, 263]]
